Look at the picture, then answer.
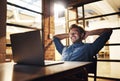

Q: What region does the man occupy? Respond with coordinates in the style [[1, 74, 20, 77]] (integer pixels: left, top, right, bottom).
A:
[[53, 24, 113, 81], [53, 24, 112, 61]]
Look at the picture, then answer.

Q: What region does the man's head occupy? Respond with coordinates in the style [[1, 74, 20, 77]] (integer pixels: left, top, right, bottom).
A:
[[69, 24, 85, 43]]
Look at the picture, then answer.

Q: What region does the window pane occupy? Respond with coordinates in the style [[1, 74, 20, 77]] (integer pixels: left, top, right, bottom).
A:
[[7, 0, 42, 13], [84, 0, 119, 18], [7, 4, 42, 29], [77, 7, 83, 18]]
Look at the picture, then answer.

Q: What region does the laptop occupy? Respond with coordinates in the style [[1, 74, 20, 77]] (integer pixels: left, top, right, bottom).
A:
[[10, 30, 64, 66]]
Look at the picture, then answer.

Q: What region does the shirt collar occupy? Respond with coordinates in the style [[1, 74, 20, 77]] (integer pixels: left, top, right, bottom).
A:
[[72, 42, 84, 48]]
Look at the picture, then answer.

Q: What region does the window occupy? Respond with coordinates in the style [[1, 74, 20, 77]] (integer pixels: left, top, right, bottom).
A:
[[67, 0, 120, 60], [6, 0, 42, 61]]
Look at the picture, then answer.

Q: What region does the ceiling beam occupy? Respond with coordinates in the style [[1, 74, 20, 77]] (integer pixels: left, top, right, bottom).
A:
[[54, 0, 101, 8]]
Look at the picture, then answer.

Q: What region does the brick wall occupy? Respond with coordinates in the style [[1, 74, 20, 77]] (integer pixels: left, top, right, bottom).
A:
[[43, 0, 55, 60]]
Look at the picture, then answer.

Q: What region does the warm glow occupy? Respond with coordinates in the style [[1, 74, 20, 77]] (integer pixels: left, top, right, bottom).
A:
[[54, 4, 65, 18], [54, 4, 65, 12]]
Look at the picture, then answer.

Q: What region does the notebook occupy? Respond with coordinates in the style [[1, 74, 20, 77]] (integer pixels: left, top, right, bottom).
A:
[[10, 30, 64, 66]]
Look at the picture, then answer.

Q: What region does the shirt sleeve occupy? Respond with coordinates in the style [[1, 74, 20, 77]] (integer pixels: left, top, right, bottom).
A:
[[53, 37, 65, 54], [89, 30, 113, 56]]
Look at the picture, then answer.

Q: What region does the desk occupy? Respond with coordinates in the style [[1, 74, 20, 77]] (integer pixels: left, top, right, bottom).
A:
[[0, 61, 91, 81]]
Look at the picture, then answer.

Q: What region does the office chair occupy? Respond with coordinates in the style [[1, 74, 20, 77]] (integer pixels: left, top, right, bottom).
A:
[[60, 67, 88, 81], [60, 55, 97, 81], [64, 55, 97, 81], [85, 55, 97, 81]]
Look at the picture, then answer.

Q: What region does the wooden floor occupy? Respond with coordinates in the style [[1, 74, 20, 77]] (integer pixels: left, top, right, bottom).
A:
[[88, 77, 119, 81], [88, 61, 120, 81]]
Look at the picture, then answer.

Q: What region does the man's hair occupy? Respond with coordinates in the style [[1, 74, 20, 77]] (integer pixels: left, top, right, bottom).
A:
[[69, 24, 85, 35]]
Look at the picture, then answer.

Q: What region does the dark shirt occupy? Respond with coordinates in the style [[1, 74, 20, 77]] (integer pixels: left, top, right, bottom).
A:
[[53, 31, 112, 61]]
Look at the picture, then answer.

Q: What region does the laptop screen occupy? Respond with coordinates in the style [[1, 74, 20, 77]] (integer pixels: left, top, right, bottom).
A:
[[10, 30, 45, 65]]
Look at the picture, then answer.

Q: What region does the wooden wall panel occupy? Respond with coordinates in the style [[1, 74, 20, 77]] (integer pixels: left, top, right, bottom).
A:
[[0, 0, 7, 62]]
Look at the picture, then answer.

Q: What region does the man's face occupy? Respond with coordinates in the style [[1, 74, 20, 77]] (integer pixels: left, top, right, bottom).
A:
[[69, 28, 82, 43]]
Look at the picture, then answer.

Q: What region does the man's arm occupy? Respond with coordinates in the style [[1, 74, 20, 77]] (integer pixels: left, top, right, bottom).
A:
[[86, 28, 113, 57], [53, 33, 69, 40], [84, 28, 113, 39], [53, 34, 68, 54]]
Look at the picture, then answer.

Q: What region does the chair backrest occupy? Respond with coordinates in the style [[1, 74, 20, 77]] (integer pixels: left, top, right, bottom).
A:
[[85, 55, 97, 81]]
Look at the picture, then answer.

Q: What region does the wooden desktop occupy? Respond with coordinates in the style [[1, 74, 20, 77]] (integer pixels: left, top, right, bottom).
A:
[[0, 61, 91, 81]]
